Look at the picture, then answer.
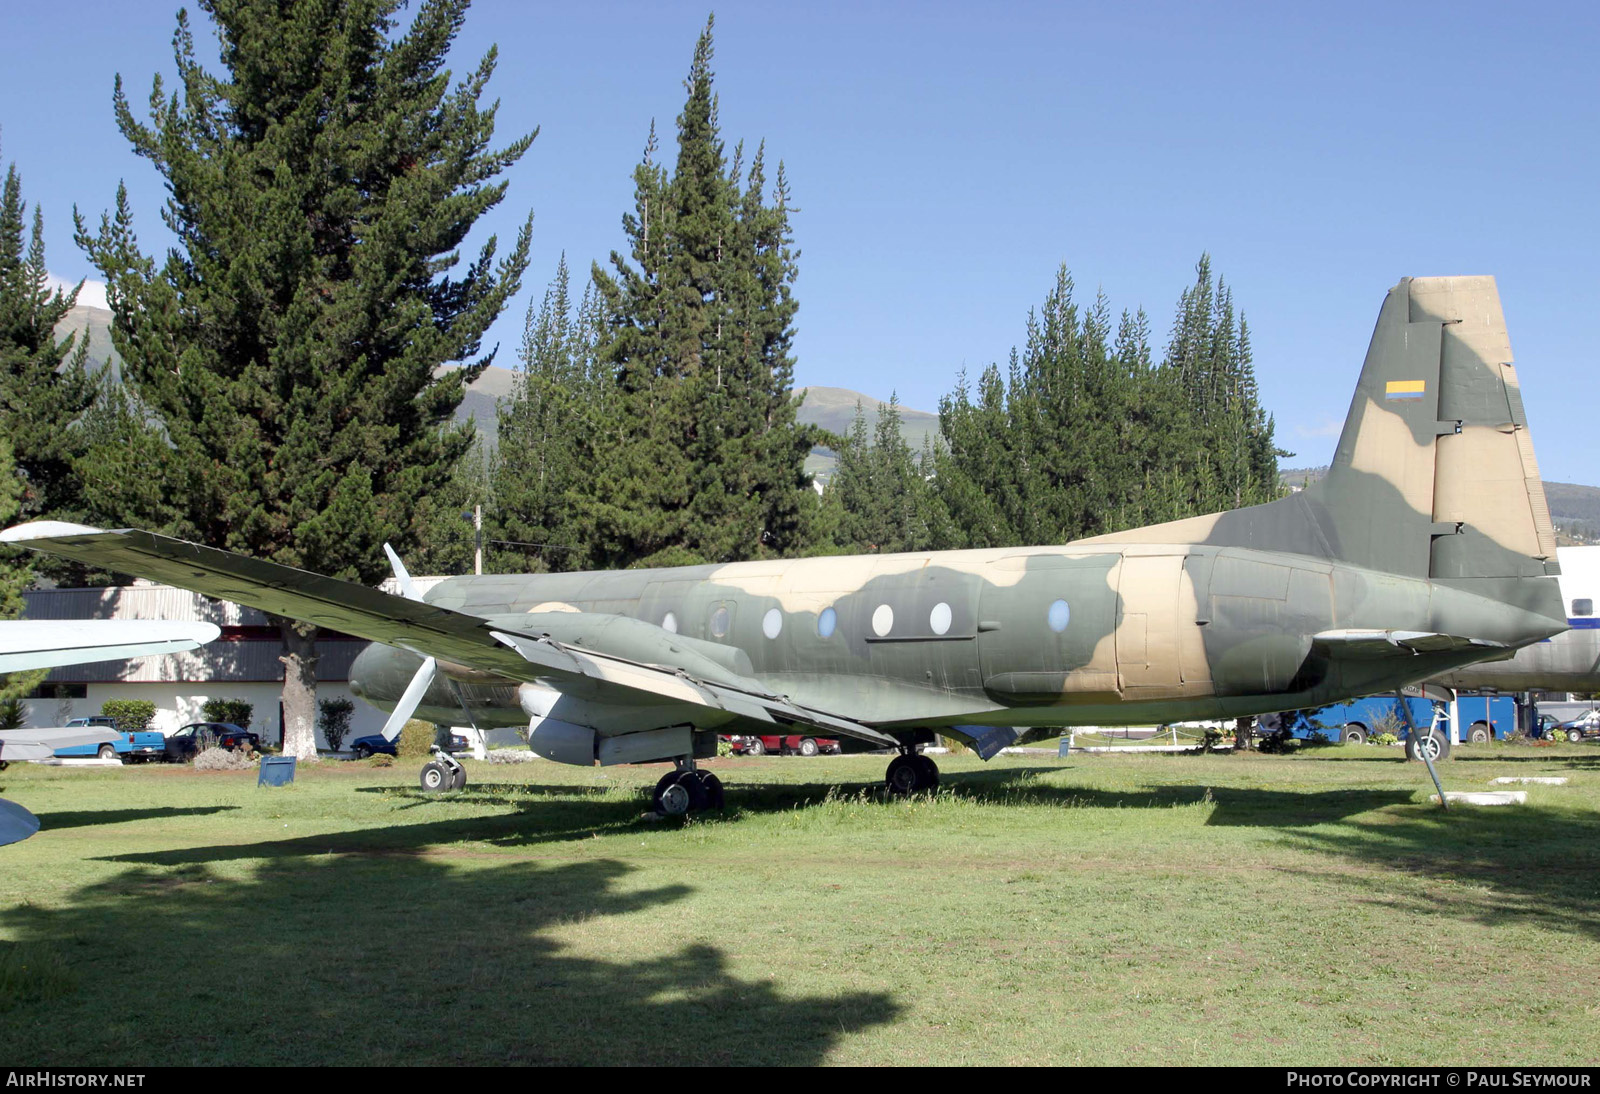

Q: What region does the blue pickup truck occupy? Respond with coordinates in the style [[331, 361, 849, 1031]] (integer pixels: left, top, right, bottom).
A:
[[51, 716, 166, 762]]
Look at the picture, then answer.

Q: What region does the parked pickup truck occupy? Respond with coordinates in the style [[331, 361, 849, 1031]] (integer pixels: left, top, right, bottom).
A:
[[51, 716, 166, 762]]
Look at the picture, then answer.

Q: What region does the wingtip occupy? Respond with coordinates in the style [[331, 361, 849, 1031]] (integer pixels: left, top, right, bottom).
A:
[[0, 520, 105, 544]]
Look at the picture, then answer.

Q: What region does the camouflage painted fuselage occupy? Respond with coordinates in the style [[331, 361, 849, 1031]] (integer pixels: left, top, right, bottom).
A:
[[350, 540, 1563, 738]]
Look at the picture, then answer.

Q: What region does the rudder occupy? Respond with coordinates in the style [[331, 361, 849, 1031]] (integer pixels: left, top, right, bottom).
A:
[[1307, 276, 1557, 580]]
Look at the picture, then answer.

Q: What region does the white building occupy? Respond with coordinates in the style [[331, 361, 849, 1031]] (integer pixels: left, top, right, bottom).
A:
[[17, 580, 402, 746]]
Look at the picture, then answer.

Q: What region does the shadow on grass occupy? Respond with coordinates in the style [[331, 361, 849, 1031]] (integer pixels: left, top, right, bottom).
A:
[[0, 853, 898, 1065], [1271, 799, 1600, 943], [34, 805, 240, 830]]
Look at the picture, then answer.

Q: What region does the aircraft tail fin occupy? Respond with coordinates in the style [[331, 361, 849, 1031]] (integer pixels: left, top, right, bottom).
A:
[[1083, 276, 1557, 584], [1306, 276, 1557, 580]]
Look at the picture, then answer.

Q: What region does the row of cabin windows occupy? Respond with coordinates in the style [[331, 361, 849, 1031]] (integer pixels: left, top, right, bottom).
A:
[[650, 599, 1074, 640]]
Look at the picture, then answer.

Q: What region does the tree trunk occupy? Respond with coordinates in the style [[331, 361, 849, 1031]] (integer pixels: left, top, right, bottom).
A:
[[1234, 715, 1254, 752], [276, 616, 320, 761]]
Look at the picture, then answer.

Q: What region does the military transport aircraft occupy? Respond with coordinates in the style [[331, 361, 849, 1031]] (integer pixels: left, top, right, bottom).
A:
[[0, 276, 1568, 815]]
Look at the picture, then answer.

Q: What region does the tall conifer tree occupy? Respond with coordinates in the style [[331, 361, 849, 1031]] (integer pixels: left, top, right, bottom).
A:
[[77, 0, 533, 757], [589, 17, 820, 568], [0, 152, 98, 531]]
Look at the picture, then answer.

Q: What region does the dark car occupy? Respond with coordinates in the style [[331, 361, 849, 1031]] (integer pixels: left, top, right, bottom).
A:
[[164, 722, 261, 761], [349, 731, 469, 759], [1553, 711, 1600, 743]]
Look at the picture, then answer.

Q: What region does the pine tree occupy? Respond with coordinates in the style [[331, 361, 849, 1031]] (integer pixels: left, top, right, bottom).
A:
[[929, 258, 1281, 547], [490, 255, 607, 573], [76, 0, 533, 758], [588, 17, 821, 568], [0, 152, 99, 531], [0, 435, 45, 702]]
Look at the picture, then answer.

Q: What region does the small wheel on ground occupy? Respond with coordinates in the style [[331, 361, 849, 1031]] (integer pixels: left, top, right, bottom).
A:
[[97, 744, 117, 760], [1468, 723, 1491, 745], [1341, 724, 1366, 745], [449, 765, 467, 791], [798, 737, 819, 757], [1568, 728, 1585, 744], [354, 744, 371, 759], [745, 738, 764, 756], [886, 754, 921, 795], [653, 770, 708, 816], [1405, 728, 1452, 763], [420, 761, 450, 792]]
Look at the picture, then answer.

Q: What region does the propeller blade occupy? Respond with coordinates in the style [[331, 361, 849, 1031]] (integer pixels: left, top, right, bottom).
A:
[[378, 656, 437, 741], [383, 543, 420, 602]]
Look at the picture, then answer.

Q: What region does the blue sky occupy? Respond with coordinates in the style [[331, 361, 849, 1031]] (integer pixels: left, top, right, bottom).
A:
[[3, 1, 1597, 482]]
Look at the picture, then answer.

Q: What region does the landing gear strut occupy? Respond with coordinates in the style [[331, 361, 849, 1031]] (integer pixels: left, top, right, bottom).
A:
[[885, 751, 939, 795], [419, 745, 466, 793], [652, 759, 724, 817]]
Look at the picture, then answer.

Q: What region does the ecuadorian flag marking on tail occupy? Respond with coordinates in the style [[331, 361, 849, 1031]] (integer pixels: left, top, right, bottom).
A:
[[1385, 379, 1426, 400]]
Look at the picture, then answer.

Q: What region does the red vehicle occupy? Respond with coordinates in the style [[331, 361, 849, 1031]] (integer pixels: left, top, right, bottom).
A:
[[724, 734, 840, 757]]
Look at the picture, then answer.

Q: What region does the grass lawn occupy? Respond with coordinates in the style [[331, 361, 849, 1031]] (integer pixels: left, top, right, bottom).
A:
[[0, 743, 1597, 1066]]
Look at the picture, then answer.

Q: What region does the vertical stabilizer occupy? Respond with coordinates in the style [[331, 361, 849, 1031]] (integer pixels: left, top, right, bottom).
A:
[[1308, 276, 1556, 579]]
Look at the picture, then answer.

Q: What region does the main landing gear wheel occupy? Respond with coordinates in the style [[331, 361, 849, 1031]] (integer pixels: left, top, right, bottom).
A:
[[886, 753, 939, 795], [420, 761, 450, 792], [653, 769, 717, 816], [449, 765, 467, 791]]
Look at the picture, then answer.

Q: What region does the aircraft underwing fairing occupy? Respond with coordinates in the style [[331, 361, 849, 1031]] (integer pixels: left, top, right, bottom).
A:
[[0, 277, 1569, 813]]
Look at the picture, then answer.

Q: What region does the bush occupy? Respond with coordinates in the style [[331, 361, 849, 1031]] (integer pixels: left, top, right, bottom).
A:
[[318, 697, 355, 752], [397, 719, 436, 758], [193, 746, 254, 771], [0, 698, 25, 731], [201, 698, 253, 728], [1371, 732, 1399, 746], [100, 700, 156, 732]]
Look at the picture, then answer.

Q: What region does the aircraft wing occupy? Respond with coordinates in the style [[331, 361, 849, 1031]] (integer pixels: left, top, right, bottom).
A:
[[1311, 629, 1508, 660], [0, 523, 899, 748], [0, 619, 221, 673]]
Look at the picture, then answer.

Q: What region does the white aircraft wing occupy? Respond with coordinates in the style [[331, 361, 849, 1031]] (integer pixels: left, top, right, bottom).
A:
[[0, 619, 221, 673]]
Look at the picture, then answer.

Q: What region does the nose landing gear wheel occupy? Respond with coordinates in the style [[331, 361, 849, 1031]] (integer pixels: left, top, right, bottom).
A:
[[420, 761, 451, 792]]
